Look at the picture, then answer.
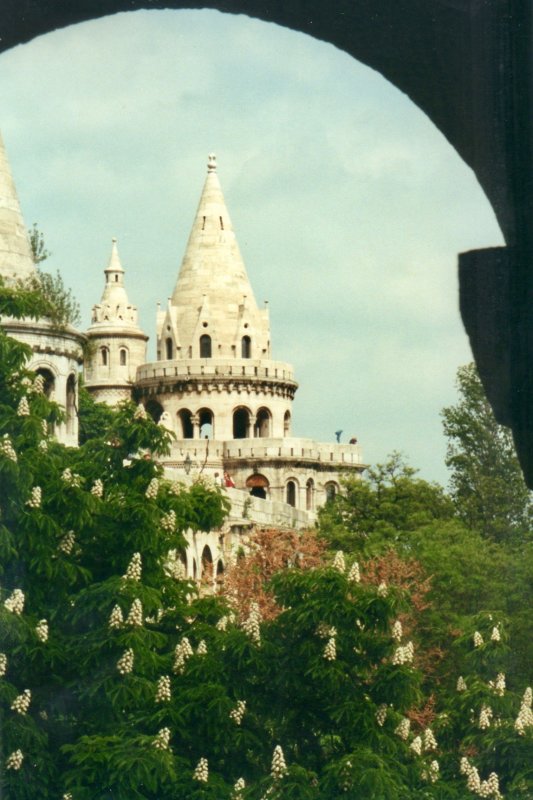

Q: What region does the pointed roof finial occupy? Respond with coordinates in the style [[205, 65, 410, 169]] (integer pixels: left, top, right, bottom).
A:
[[107, 237, 124, 273], [207, 153, 217, 173]]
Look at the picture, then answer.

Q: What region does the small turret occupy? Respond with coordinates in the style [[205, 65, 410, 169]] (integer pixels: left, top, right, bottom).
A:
[[84, 238, 148, 405]]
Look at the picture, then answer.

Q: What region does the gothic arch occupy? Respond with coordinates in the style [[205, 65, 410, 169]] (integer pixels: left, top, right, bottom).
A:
[[286, 478, 298, 508], [146, 398, 164, 423], [34, 365, 57, 399], [66, 373, 77, 438], [198, 407, 214, 438], [177, 408, 194, 439], [255, 407, 271, 438], [201, 544, 213, 581]]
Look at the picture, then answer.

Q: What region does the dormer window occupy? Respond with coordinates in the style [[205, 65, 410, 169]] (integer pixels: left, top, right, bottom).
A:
[[200, 334, 212, 358]]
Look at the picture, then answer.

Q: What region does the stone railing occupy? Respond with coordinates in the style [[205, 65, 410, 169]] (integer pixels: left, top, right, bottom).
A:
[[136, 358, 296, 384], [223, 437, 363, 466]]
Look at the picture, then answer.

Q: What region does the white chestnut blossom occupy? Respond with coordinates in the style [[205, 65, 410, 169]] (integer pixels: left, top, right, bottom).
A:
[[17, 396, 30, 416], [41, 419, 48, 436], [145, 478, 159, 499], [489, 672, 506, 696], [229, 700, 246, 725], [514, 687, 533, 734], [26, 486, 42, 508], [117, 648, 134, 675], [11, 689, 31, 714], [152, 727, 171, 750], [392, 641, 414, 665], [409, 736, 422, 756], [394, 717, 410, 740], [0, 434, 17, 462], [271, 745, 287, 779], [479, 704, 493, 730], [392, 620, 403, 642], [242, 602, 261, 645], [491, 626, 501, 642], [193, 757, 209, 782], [323, 636, 337, 661], [216, 612, 236, 631], [457, 676, 467, 692], [155, 675, 172, 703], [4, 588, 25, 615], [332, 550, 345, 573], [163, 549, 186, 580], [473, 631, 484, 647], [6, 749, 24, 770], [422, 759, 440, 783], [375, 704, 387, 726], [125, 599, 143, 627], [35, 619, 49, 642], [160, 510, 177, 532], [0, 653, 7, 677], [91, 479, 104, 498], [108, 604, 124, 629], [61, 468, 82, 487], [134, 403, 147, 420], [232, 778, 246, 798], [423, 728, 437, 751], [38, 439, 48, 452], [58, 531, 76, 555], [33, 374, 45, 393], [197, 640, 207, 655], [173, 637, 194, 674], [377, 581, 388, 597], [348, 560, 361, 583], [62, 794, 73, 800], [123, 553, 142, 581], [316, 623, 337, 639]]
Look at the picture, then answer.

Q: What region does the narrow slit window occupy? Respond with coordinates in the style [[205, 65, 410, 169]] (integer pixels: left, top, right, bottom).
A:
[[219, 216, 224, 230], [202, 216, 206, 230]]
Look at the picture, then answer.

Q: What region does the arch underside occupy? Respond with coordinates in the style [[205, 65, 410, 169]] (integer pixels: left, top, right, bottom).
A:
[[3, 1, 532, 485]]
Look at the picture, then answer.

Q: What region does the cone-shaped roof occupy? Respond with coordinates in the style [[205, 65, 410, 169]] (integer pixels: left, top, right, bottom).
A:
[[0, 131, 37, 284], [88, 238, 144, 332], [170, 154, 260, 327]]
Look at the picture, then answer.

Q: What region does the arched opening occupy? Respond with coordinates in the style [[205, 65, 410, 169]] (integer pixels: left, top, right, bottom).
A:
[[66, 374, 77, 437], [241, 335, 251, 358], [165, 338, 173, 360], [199, 334, 212, 358], [325, 482, 338, 503], [233, 406, 251, 439], [286, 479, 298, 508], [177, 409, 194, 438], [255, 407, 271, 438], [283, 411, 291, 436], [246, 473, 269, 499], [146, 398, 163, 423], [192, 558, 197, 580], [216, 560, 224, 591], [201, 545, 213, 581], [199, 407, 214, 439], [100, 346, 109, 367], [119, 347, 128, 366], [306, 478, 314, 511], [35, 367, 55, 399]]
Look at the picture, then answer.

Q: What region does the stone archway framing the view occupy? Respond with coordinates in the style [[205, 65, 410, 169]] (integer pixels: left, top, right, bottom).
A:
[[2, 1, 532, 484]]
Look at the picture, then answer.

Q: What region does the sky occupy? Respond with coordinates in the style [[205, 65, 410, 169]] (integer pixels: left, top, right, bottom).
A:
[[0, 9, 504, 485]]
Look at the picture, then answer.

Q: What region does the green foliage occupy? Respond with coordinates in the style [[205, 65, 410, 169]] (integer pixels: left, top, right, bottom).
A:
[[442, 363, 533, 542], [77, 384, 117, 445], [29, 222, 51, 265]]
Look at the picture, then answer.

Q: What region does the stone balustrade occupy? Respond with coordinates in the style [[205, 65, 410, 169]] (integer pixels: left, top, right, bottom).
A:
[[136, 357, 296, 384]]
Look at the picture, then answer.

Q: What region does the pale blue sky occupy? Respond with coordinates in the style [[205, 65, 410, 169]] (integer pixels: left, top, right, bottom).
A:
[[0, 9, 504, 484]]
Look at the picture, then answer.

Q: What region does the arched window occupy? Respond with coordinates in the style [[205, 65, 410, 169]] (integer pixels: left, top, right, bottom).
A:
[[146, 399, 163, 423], [165, 338, 173, 360], [216, 560, 224, 591], [286, 480, 297, 508], [199, 408, 214, 439], [200, 334, 212, 358], [35, 368, 55, 399], [306, 478, 315, 511], [233, 407, 251, 439], [178, 409, 194, 439], [255, 407, 271, 438], [101, 347, 109, 366], [241, 335, 251, 358], [119, 348, 128, 366], [201, 545, 213, 582], [66, 374, 76, 437], [325, 482, 338, 503], [284, 410, 291, 436]]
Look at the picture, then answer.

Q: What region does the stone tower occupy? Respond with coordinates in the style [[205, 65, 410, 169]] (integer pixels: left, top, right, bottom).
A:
[[135, 155, 364, 514], [0, 131, 84, 446], [84, 239, 148, 404]]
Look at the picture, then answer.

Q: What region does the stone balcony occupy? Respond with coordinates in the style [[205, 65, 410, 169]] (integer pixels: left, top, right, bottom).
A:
[[136, 357, 296, 385]]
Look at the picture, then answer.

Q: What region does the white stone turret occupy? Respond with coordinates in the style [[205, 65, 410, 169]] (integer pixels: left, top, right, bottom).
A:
[[0, 131, 84, 446], [84, 239, 148, 404]]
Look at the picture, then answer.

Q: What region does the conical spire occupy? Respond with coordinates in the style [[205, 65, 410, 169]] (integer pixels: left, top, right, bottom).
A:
[[89, 238, 142, 330], [0, 131, 37, 284], [169, 155, 269, 356]]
